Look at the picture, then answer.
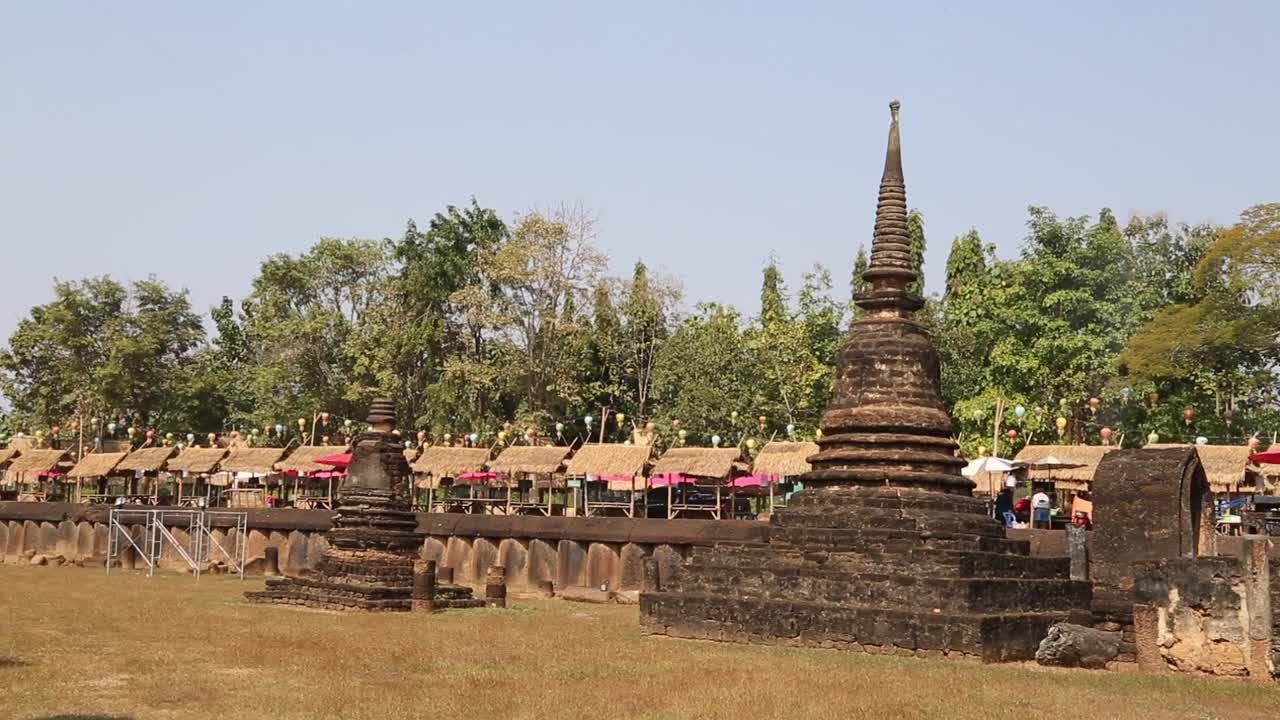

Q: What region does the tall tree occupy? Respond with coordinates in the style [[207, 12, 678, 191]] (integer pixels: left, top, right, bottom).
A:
[[622, 261, 677, 420], [652, 304, 759, 442], [906, 209, 927, 295]]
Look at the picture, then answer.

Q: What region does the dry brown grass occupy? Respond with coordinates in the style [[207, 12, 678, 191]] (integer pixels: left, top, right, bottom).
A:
[[1, 564, 1278, 720]]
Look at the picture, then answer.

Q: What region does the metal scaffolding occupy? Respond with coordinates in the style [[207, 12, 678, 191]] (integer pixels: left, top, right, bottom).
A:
[[106, 508, 248, 579]]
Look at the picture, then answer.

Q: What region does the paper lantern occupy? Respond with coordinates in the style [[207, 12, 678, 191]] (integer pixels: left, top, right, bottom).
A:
[[186, 433, 195, 444], [1054, 417, 1067, 436], [297, 418, 307, 430], [711, 435, 722, 447], [404, 440, 413, 449], [108, 422, 117, 434], [1183, 408, 1194, 424], [176, 443, 184, 450], [815, 428, 823, 439], [978, 446, 987, 456], [1013, 406, 1026, 418], [497, 431, 507, 442], [555, 422, 565, 434], [1100, 427, 1113, 444], [207, 433, 217, 444], [1147, 432, 1160, 444], [416, 430, 427, 443], [745, 438, 756, 450], [443, 433, 452, 442], [972, 409, 984, 421], [263, 425, 273, 436], [90, 417, 99, 427], [468, 433, 479, 444], [274, 424, 285, 435], [645, 421, 656, 432], [671, 419, 681, 429], [758, 416, 768, 426], [730, 411, 739, 420], [35, 430, 45, 440], [343, 418, 353, 428], [321, 435, 330, 445], [250, 428, 259, 437], [1088, 397, 1100, 412], [525, 427, 536, 438], [615, 412, 625, 425], [51, 425, 61, 436], [584, 416, 594, 426], [677, 429, 687, 440], [70, 421, 80, 431], [786, 423, 796, 436], [320, 412, 331, 424], [127, 426, 137, 438], [163, 432, 173, 440], [1195, 436, 1208, 445], [1034, 406, 1044, 417], [1006, 429, 1018, 440]]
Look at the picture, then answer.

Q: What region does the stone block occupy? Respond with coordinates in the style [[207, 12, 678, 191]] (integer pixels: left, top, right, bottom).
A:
[[1035, 623, 1120, 669], [527, 539, 556, 587], [497, 538, 528, 588], [556, 539, 586, 590], [619, 543, 648, 591], [584, 542, 620, 591]]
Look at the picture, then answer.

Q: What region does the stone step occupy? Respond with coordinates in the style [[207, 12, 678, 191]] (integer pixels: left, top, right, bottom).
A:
[[664, 564, 1089, 614], [770, 526, 1031, 556], [686, 545, 1069, 580], [640, 591, 1087, 662]]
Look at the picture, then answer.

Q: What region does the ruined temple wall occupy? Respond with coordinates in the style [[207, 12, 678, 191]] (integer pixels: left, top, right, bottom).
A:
[[0, 502, 766, 597]]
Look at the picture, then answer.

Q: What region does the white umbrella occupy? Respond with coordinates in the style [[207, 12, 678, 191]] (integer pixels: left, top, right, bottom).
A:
[[962, 456, 1016, 477]]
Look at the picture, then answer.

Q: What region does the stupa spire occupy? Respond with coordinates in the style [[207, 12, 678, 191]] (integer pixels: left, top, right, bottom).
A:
[[857, 99, 923, 316]]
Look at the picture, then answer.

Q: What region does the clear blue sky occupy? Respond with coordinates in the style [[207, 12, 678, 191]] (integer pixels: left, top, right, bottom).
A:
[[3, 2, 1277, 341]]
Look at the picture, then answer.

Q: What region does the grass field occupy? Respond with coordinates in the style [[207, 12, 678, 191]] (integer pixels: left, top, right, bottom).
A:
[[1, 564, 1278, 720]]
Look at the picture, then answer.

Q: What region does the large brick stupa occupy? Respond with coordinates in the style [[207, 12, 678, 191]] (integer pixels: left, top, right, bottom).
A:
[[639, 102, 1091, 661]]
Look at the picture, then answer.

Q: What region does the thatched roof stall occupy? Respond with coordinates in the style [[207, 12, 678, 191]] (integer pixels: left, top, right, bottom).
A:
[[67, 451, 127, 479], [276, 445, 350, 475], [651, 447, 743, 482], [0, 447, 18, 467], [566, 444, 651, 478], [411, 446, 489, 490], [489, 445, 571, 477], [7, 449, 70, 477], [116, 446, 177, 473], [752, 441, 818, 478], [1013, 444, 1116, 491], [1145, 444, 1261, 493], [412, 446, 489, 477], [403, 448, 420, 464], [219, 447, 287, 475], [165, 447, 228, 474]]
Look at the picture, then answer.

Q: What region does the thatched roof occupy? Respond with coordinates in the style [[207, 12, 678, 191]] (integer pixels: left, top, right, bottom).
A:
[[67, 451, 127, 479], [7, 449, 69, 475], [651, 447, 742, 480], [0, 447, 17, 466], [219, 447, 287, 474], [276, 445, 349, 474], [411, 446, 490, 478], [752, 441, 818, 478], [566, 444, 651, 478], [1012, 444, 1117, 490], [1145, 444, 1259, 492], [116, 446, 176, 473], [165, 447, 228, 474], [403, 448, 420, 464], [489, 445, 570, 475]]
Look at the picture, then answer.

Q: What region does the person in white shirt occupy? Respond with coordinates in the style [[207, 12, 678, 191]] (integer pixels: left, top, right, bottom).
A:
[[1031, 489, 1051, 528]]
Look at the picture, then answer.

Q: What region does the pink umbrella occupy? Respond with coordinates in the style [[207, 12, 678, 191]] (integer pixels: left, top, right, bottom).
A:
[[456, 471, 497, 481], [730, 475, 769, 488], [315, 453, 352, 468], [1250, 450, 1280, 465]]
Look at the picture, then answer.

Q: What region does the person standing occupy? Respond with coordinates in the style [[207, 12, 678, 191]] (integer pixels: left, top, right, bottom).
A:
[[1031, 487, 1051, 529]]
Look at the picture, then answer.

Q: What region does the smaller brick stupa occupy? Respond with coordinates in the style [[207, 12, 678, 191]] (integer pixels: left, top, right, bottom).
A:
[[248, 398, 479, 611]]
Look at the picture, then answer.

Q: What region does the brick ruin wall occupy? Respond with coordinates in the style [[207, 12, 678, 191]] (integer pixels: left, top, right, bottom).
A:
[[0, 502, 767, 598]]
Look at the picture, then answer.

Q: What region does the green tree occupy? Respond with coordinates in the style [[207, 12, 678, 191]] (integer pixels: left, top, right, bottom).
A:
[[621, 261, 677, 421], [907, 209, 927, 295], [652, 304, 759, 443]]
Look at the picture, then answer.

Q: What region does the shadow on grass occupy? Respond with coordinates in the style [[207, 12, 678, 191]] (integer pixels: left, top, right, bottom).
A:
[[0, 656, 30, 669]]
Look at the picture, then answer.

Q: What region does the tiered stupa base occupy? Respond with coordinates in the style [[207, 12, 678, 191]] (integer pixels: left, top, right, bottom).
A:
[[246, 487, 481, 612], [640, 486, 1091, 662]]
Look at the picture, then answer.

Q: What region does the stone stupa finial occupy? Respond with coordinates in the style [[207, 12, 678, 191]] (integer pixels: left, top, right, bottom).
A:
[[857, 99, 923, 316]]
